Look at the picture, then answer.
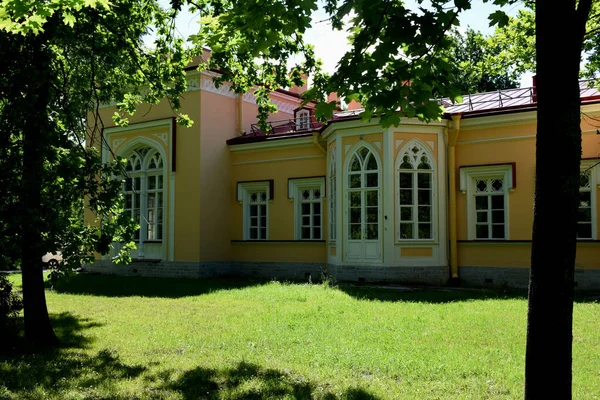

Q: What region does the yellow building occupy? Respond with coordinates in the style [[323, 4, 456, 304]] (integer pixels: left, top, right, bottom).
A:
[[88, 70, 600, 289]]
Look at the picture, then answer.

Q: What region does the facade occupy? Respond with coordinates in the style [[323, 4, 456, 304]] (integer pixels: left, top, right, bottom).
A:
[[87, 69, 600, 289]]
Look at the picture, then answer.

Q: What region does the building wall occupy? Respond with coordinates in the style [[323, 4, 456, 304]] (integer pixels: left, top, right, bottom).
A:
[[454, 107, 600, 288]]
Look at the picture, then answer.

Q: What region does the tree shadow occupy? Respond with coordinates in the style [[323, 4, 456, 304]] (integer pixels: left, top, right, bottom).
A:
[[337, 283, 600, 304], [159, 360, 381, 400], [0, 312, 148, 399], [51, 274, 271, 298], [337, 284, 530, 304]]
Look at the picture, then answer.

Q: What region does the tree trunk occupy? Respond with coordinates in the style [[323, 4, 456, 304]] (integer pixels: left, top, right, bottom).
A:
[[525, 1, 590, 398], [20, 34, 59, 351]]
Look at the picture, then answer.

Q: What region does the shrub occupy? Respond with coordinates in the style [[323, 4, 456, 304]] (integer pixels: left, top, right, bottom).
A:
[[0, 274, 23, 352]]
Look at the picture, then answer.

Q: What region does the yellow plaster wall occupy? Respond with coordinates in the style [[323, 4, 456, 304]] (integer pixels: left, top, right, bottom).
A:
[[199, 90, 236, 261], [230, 146, 326, 262], [231, 242, 326, 263], [459, 242, 600, 270], [95, 92, 202, 262]]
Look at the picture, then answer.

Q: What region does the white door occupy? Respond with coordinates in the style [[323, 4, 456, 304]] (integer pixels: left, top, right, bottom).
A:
[[345, 146, 382, 263]]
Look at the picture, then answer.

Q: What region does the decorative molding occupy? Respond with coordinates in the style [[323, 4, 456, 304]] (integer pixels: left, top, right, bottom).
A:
[[395, 139, 404, 150], [345, 144, 352, 154], [153, 133, 168, 145], [232, 155, 325, 165], [200, 76, 237, 99], [186, 76, 201, 91], [229, 137, 314, 152], [112, 138, 126, 151], [426, 141, 435, 151], [373, 141, 381, 150]]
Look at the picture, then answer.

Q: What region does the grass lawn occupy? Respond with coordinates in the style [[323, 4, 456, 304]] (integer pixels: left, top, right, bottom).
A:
[[1, 274, 599, 399]]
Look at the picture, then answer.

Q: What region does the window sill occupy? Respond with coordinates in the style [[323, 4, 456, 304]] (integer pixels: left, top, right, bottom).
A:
[[395, 240, 438, 245]]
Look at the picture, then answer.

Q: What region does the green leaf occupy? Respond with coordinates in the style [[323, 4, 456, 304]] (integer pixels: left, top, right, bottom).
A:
[[63, 13, 76, 27], [488, 10, 509, 27]]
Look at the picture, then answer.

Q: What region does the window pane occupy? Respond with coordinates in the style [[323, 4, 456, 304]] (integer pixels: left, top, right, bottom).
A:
[[366, 154, 378, 170], [157, 208, 163, 224], [577, 223, 592, 239], [400, 223, 413, 239], [158, 175, 163, 189], [491, 179, 503, 192], [358, 147, 369, 161], [492, 210, 505, 224], [125, 195, 132, 209], [366, 173, 378, 187], [366, 207, 378, 222], [302, 216, 310, 226], [250, 227, 258, 239], [260, 216, 267, 228], [366, 224, 378, 239], [476, 224, 489, 239], [400, 206, 412, 221], [399, 173, 413, 188], [157, 224, 163, 240], [400, 189, 413, 205], [418, 223, 432, 239], [492, 224, 505, 239], [260, 227, 267, 239], [134, 177, 141, 190], [313, 227, 321, 239], [312, 202, 320, 215], [366, 191, 378, 207], [350, 208, 361, 224], [314, 215, 321, 227], [350, 192, 361, 207], [418, 206, 431, 222], [301, 227, 310, 239], [476, 211, 488, 223], [350, 174, 361, 188], [350, 156, 361, 171], [475, 196, 488, 210], [302, 203, 310, 214], [350, 224, 361, 239], [491, 195, 504, 209], [417, 173, 431, 189], [125, 178, 132, 191], [577, 207, 592, 223], [148, 176, 156, 190], [417, 190, 431, 205], [250, 205, 258, 217], [579, 191, 591, 207]]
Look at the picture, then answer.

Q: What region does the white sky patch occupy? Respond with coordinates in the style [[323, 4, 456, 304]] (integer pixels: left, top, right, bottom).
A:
[[152, 0, 534, 88]]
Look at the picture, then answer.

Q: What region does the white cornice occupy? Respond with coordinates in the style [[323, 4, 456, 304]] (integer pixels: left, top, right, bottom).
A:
[[459, 111, 537, 130], [321, 117, 447, 139], [228, 136, 315, 152]]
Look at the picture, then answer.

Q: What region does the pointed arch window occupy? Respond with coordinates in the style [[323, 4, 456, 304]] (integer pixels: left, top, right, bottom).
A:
[[123, 147, 165, 242], [329, 147, 336, 242], [396, 142, 434, 240], [347, 146, 380, 241]]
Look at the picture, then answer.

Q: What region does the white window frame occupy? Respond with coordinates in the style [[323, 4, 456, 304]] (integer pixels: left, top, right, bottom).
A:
[[289, 177, 325, 240], [328, 148, 337, 242], [578, 162, 598, 240], [395, 141, 436, 242], [237, 181, 271, 240], [460, 164, 514, 241], [123, 147, 165, 243], [296, 109, 311, 130]]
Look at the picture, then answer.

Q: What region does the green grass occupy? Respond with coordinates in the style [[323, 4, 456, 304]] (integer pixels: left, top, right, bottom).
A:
[[1, 274, 599, 399]]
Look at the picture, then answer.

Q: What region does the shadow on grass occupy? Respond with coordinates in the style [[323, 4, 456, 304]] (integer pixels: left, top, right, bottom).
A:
[[337, 284, 529, 304], [0, 312, 148, 399], [160, 360, 380, 400], [52, 274, 271, 298]]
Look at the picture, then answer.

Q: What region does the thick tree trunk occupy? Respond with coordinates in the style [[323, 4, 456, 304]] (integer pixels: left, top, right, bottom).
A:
[[21, 35, 59, 351], [525, 1, 590, 398]]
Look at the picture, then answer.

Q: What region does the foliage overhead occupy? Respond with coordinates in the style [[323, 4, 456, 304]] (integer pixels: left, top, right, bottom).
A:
[[0, 0, 193, 275]]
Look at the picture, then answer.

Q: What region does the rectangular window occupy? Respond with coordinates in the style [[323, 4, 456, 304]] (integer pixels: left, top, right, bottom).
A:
[[237, 181, 272, 240], [248, 190, 268, 240], [473, 178, 506, 240], [398, 171, 433, 240], [578, 171, 593, 239], [290, 177, 325, 240]]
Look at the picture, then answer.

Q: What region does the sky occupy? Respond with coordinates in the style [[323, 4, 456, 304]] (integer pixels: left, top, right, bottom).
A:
[[157, 0, 533, 88]]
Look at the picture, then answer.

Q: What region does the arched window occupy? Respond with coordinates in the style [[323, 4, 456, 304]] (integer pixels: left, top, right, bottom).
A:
[[397, 141, 434, 240], [296, 109, 311, 130], [347, 146, 380, 241], [329, 147, 336, 241], [123, 147, 164, 242]]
